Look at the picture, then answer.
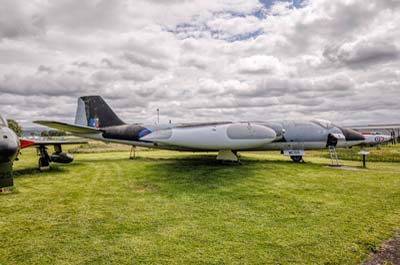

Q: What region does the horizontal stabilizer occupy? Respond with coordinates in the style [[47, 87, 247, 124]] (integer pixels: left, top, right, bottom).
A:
[[34, 121, 102, 134]]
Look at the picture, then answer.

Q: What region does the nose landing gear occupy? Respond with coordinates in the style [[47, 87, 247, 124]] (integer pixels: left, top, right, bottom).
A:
[[0, 161, 13, 188]]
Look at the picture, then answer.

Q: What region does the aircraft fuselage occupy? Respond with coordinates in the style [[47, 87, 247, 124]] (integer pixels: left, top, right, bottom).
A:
[[73, 119, 365, 152]]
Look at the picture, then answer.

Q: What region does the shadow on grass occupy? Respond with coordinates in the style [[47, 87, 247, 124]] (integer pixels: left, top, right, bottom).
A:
[[12, 162, 84, 179], [127, 153, 332, 195], [13, 167, 67, 179], [132, 156, 274, 193], [81, 153, 312, 165]]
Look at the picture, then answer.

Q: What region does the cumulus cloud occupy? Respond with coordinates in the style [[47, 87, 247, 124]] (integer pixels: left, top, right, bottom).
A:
[[0, 0, 46, 40], [0, 0, 399, 126], [324, 40, 399, 68], [235, 55, 291, 75]]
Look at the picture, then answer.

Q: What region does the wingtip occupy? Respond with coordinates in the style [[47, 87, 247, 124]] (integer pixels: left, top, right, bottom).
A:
[[20, 139, 36, 149]]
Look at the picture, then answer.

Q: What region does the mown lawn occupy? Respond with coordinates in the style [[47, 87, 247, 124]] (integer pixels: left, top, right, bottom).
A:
[[1, 147, 400, 264], [308, 144, 400, 163]]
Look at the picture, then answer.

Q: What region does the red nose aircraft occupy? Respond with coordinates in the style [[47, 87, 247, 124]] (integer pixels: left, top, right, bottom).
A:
[[0, 115, 86, 189]]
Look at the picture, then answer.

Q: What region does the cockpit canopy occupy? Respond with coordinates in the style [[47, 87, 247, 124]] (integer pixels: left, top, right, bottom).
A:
[[0, 115, 8, 127], [312, 119, 336, 129]]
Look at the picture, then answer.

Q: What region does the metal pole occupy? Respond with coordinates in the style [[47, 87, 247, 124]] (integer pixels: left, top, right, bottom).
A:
[[157, 109, 159, 124], [130, 145, 136, 159], [363, 155, 366, 168], [391, 129, 395, 145]]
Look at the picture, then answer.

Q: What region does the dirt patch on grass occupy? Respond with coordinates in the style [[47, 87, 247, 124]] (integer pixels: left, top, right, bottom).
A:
[[134, 183, 160, 193], [364, 231, 400, 265]]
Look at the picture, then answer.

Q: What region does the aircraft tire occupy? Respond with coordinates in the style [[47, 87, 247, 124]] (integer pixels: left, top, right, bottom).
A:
[[291, 156, 303, 163], [39, 157, 50, 170]]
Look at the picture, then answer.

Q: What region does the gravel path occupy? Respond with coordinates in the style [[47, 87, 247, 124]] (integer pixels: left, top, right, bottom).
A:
[[364, 231, 400, 265]]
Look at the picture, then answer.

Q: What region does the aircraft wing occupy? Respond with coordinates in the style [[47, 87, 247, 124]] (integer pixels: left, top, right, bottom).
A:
[[347, 124, 400, 130], [34, 121, 103, 134], [19, 136, 88, 169], [32, 139, 88, 145], [20, 138, 88, 149]]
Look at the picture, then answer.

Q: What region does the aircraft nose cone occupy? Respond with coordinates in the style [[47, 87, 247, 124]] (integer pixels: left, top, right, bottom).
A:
[[340, 128, 365, 141], [0, 141, 19, 162]]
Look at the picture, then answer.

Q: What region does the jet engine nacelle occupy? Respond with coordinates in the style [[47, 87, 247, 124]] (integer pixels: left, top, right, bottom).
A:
[[50, 152, 74, 164], [141, 123, 277, 150], [327, 133, 346, 147]]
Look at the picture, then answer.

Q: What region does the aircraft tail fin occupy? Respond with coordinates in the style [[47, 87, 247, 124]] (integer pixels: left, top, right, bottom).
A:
[[74, 96, 125, 128]]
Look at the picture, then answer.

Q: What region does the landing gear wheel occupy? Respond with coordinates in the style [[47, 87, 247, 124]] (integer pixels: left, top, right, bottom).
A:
[[291, 156, 303, 163], [39, 157, 50, 171]]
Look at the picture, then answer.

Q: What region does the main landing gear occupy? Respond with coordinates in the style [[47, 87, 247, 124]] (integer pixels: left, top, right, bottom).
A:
[[129, 145, 137, 159], [37, 145, 50, 170], [36, 144, 74, 170], [282, 150, 305, 163], [290, 156, 303, 163]]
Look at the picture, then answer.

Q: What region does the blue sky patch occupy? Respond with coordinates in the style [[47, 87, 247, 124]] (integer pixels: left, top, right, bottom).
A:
[[166, 0, 306, 42], [259, 0, 305, 9]]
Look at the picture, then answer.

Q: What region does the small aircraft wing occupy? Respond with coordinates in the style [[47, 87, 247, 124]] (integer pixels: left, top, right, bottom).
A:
[[19, 138, 88, 149], [34, 121, 102, 134], [346, 123, 400, 130], [31, 139, 88, 145], [19, 138, 88, 169]]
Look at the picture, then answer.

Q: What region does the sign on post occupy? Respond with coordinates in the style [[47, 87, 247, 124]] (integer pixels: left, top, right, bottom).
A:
[[358, 151, 370, 168]]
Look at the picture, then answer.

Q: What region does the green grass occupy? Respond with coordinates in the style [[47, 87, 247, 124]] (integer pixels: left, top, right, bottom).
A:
[[309, 145, 400, 163], [1, 146, 400, 264]]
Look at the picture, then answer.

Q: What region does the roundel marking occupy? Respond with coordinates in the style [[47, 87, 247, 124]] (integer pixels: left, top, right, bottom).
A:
[[139, 129, 152, 138]]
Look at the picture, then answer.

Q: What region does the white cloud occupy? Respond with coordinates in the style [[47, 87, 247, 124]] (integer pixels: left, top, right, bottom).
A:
[[0, 0, 399, 127], [235, 55, 291, 75]]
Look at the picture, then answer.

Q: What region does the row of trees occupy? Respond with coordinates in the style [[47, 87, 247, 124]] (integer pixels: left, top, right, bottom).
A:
[[7, 119, 22, 136], [41, 130, 67, 137]]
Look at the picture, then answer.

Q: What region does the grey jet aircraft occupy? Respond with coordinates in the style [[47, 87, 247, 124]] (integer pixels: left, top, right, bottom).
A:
[[0, 115, 86, 189], [0, 115, 20, 188], [35, 96, 365, 162]]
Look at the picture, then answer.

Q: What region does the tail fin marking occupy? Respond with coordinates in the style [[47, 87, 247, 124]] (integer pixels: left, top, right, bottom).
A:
[[74, 96, 125, 128]]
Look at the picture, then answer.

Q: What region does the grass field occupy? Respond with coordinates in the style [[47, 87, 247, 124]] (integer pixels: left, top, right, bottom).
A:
[[310, 144, 400, 163], [1, 145, 400, 264]]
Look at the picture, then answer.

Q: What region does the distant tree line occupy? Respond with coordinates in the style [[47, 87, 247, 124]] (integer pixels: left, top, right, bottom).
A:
[[41, 130, 67, 137]]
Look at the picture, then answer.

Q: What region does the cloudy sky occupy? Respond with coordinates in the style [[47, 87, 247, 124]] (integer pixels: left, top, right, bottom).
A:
[[0, 0, 399, 127]]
